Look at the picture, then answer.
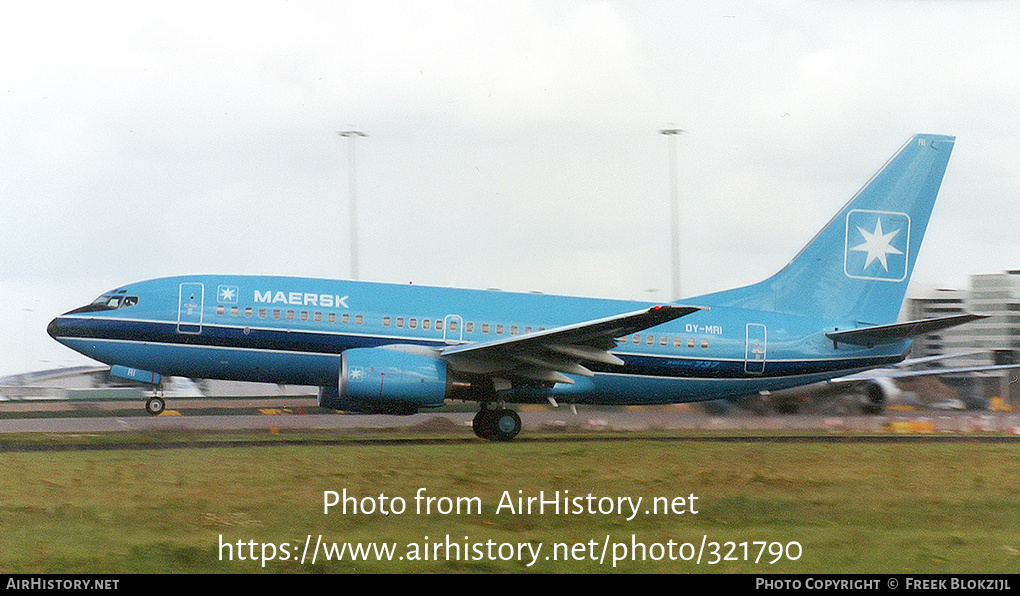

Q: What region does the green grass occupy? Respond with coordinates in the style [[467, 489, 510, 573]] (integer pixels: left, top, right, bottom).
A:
[[1, 434, 1019, 573]]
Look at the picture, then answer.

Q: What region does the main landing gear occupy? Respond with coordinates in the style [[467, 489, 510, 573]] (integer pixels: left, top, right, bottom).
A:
[[472, 405, 521, 441]]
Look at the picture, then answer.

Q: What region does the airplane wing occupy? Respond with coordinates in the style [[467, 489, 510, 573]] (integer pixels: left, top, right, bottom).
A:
[[832, 363, 1020, 383], [440, 305, 706, 385], [831, 349, 1020, 384], [825, 313, 986, 347]]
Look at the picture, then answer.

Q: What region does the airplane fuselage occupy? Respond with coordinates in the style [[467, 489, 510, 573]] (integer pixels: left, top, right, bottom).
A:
[[49, 274, 907, 406]]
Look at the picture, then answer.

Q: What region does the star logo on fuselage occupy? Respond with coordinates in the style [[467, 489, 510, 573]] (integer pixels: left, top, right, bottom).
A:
[[217, 285, 238, 303]]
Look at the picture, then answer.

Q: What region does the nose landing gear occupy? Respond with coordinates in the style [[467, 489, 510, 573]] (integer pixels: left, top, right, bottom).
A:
[[145, 395, 166, 415], [143, 384, 166, 416]]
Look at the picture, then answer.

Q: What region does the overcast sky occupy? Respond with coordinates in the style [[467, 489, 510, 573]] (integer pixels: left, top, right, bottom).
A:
[[2, 1, 1019, 376]]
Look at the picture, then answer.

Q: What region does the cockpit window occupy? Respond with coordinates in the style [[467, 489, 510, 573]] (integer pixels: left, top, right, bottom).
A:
[[93, 295, 122, 309], [67, 294, 140, 314]]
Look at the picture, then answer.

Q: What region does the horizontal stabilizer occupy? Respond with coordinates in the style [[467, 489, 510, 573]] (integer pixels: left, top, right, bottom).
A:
[[826, 313, 986, 347]]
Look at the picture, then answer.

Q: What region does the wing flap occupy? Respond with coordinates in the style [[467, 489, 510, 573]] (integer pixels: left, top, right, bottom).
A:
[[509, 367, 576, 385], [545, 343, 625, 366], [514, 354, 595, 377]]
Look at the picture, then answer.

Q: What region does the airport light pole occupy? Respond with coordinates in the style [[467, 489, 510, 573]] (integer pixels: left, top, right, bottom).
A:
[[339, 130, 367, 280], [23, 307, 33, 375], [660, 128, 685, 300]]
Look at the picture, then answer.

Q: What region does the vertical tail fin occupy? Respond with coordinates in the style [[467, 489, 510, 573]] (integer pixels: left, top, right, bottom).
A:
[[697, 134, 955, 324]]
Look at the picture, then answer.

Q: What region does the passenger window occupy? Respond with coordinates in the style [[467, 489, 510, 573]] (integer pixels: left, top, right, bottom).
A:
[[424, 319, 432, 330], [273, 309, 281, 320], [355, 315, 363, 325], [660, 336, 667, 346], [482, 323, 490, 333], [435, 320, 442, 331], [300, 311, 308, 321], [409, 318, 418, 329], [342, 313, 350, 324], [510, 325, 518, 336], [383, 316, 391, 327], [216, 305, 225, 316], [396, 317, 404, 328], [646, 335, 654, 345], [496, 324, 504, 334], [524, 326, 532, 334], [674, 337, 682, 347], [465, 321, 474, 333], [688, 338, 695, 348], [245, 307, 254, 318], [259, 308, 267, 318], [314, 312, 322, 322], [328, 313, 337, 323], [633, 334, 640, 344], [231, 306, 240, 317], [449, 320, 458, 332], [701, 339, 708, 349], [286, 310, 295, 321]]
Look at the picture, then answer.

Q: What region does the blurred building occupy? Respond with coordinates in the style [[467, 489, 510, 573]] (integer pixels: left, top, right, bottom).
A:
[[908, 271, 1020, 408], [968, 271, 1020, 355], [908, 287, 976, 362]]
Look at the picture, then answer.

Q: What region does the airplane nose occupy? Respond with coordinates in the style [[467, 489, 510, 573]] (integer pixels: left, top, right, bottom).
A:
[[47, 317, 60, 339]]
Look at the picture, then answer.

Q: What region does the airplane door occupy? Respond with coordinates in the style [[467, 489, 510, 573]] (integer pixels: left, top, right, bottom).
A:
[[744, 323, 767, 374], [443, 315, 463, 344], [178, 283, 204, 334]]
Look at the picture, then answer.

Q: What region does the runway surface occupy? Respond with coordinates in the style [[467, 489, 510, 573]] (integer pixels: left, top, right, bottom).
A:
[[2, 399, 1020, 439]]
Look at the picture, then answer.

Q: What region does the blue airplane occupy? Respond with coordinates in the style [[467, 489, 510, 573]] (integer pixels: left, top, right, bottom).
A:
[[48, 134, 982, 440]]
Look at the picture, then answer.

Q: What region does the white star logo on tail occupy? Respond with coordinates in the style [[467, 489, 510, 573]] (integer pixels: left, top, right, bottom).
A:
[[843, 209, 910, 282], [851, 219, 903, 272]]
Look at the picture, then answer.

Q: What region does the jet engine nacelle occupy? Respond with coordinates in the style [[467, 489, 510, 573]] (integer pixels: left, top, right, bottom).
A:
[[317, 347, 451, 415], [860, 377, 905, 414]]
